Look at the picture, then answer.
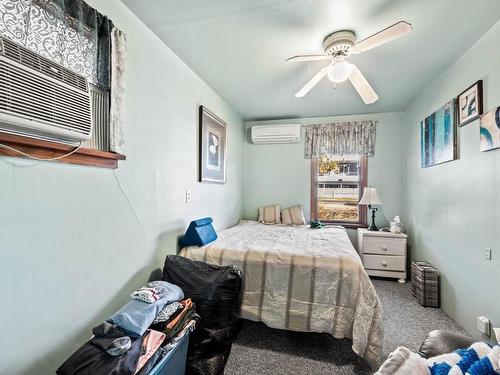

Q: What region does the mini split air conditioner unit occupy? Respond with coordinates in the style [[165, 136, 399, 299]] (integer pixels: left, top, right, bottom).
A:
[[250, 124, 301, 144], [0, 37, 92, 144]]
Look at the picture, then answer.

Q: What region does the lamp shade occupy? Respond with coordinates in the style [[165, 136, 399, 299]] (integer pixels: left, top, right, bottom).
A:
[[327, 61, 354, 83], [359, 187, 382, 206]]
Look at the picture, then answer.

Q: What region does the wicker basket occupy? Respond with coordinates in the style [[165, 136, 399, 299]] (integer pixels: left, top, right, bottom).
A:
[[411, 261, 440, 307]]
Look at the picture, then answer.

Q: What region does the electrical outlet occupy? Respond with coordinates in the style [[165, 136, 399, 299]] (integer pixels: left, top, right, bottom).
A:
[[477, 316, 491, 336], [485, 248, 492, 260], [185, 190, 192, 203]]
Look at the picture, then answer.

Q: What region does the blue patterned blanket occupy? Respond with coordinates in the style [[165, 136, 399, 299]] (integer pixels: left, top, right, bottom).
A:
[[376, 342, 500, 375]]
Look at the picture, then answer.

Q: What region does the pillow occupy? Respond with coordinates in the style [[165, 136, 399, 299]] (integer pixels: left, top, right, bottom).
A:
[[281, 205, 306, 225], [258, 204, 281, 224], [179, 217, 217, 248]]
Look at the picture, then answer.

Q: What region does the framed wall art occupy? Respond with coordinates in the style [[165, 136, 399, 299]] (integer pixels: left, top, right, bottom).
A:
[[457, 80, 483, 126], [420, 99, 458, 168], [199, 106, 227, 184], [480, 107, 500, 152]]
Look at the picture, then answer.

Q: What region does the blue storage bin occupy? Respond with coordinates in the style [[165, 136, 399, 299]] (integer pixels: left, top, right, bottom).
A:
[[147, 334, 189, 375]]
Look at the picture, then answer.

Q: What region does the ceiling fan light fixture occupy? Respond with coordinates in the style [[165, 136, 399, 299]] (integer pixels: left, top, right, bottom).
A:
[[327, 61, 354, 83]]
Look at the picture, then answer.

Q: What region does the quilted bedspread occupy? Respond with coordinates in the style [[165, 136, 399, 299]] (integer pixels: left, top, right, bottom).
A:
[[179, 220, 383, 363]]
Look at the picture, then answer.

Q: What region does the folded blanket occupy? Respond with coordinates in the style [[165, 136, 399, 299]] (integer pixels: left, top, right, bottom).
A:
[[429, 343, 499, 375], [376, 343, 500, 375], [109, 282, 183, 337]]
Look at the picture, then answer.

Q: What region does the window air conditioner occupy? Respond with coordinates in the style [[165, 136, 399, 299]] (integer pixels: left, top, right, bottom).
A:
[[250, 124, 301, 144], [0, 36, 92, 144]]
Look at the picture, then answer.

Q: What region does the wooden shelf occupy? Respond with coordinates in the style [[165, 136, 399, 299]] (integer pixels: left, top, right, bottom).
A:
[[0, 133, 126, 169]]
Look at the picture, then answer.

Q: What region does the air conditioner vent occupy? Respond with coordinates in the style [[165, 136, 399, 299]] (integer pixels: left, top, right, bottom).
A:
[[0, 60, 91, 136], [1, 37, 88, 92], [250, 124, 301, 144], [0, 36, 92, 143]]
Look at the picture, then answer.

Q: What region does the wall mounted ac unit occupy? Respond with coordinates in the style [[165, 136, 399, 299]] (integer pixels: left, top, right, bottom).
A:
[[0, 37, 92, 144], [250, 124, 301, 144]]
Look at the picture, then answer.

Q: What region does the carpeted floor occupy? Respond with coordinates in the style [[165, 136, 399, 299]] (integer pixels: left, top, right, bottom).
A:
[[225, 279, 468, 375]]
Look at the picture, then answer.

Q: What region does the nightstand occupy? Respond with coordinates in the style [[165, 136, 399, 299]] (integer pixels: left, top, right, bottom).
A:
[[357, 228, 408, 283]]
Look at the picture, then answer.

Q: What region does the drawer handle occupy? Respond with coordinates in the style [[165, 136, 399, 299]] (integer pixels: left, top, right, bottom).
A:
[[381, 261, 388, 267], [381, 245, 388, 251]]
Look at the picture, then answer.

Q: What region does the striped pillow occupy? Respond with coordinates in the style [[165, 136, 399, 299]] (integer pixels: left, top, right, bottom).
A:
[[281, 205, 306, 225], [258, 205, 281, 224]]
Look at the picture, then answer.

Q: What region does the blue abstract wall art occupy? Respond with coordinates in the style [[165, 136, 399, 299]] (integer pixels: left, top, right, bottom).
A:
[[420, 100, 457, 168], [480, 107, 500, 152]]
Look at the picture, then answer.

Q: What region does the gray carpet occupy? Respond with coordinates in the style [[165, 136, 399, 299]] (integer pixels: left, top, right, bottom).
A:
[[225, 279, 468, 375]]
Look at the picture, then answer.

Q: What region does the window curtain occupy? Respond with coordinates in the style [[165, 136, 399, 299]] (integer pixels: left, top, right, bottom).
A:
[[304, 121, 377, 158], [0, 0, 126, 153], [110, 27, 126, 154]]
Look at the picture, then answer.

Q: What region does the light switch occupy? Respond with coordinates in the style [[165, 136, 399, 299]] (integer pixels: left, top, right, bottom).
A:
[[185, 190, 192, 203], [485, 248, 492, 260]]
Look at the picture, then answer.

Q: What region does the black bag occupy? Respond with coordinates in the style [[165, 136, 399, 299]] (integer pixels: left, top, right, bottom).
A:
[[162, 255, 243, 375]]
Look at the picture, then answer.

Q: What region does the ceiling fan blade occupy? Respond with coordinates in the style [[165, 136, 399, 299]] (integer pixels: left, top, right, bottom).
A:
[[348, 66, 379, 104], [286, 54, 331, 62], [354, 21, 412, 53], [295, 67, 329, 98]]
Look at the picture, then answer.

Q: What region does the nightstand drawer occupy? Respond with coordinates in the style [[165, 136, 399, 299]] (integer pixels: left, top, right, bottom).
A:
[[363, 254, 405, 271], [362, 236, 406, 256]]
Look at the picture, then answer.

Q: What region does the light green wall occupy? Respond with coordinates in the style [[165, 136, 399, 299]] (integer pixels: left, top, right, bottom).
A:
[[2, 2, 498, 372], [404, 21, 500, 337], [244, 112, 406, 246], [0, 1, 244, 374]]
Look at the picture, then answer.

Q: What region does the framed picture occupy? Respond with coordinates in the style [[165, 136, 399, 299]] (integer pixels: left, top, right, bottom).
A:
[[457, 80, 483, 126], [199, 106, 227, 184], [480, 107, 500, 152], [420, 99, 458, 168]]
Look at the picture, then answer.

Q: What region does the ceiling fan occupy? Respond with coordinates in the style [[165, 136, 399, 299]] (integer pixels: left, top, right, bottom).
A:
[[287, 21, 412, 104]]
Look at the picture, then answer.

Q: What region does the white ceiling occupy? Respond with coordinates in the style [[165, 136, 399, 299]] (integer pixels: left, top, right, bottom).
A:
[[123, 0, 500, 120]]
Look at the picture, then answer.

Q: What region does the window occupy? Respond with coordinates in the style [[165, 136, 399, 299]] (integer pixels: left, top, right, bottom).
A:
[[310, 155, 368, 228]]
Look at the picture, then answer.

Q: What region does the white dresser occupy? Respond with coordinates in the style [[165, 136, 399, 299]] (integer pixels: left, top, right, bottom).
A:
[[357, 228, 408, 283]]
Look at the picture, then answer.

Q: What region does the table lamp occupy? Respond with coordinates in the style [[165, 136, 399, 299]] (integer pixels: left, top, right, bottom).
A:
[[359, 187, 382, 231]]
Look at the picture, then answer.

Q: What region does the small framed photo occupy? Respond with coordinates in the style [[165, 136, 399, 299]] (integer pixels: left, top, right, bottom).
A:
[[199, 106, 227, 184], [457, 80, 483, 126]]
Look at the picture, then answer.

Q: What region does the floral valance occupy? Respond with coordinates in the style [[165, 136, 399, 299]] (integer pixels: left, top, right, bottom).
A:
[[0, 0, 114, 89], [304, 121, 377, 159]]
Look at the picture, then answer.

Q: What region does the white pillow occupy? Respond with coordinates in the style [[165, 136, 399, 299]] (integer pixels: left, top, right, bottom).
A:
[[258, 205, 281, 224], [281, 205, 306, 225]]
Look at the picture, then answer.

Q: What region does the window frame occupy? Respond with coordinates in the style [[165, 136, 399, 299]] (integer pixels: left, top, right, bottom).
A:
[[0, 133, 125, 169], [310, 155, 368, 229]]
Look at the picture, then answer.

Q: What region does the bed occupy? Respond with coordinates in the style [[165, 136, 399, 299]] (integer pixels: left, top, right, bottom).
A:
[[179, 220, 383, 363]]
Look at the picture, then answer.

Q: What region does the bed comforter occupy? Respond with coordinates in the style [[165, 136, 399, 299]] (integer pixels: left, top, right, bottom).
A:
[[179, 220, 383, 363]]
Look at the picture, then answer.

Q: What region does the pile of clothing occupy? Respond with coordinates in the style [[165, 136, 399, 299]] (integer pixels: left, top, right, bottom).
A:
[[57, 281, 199, 375]]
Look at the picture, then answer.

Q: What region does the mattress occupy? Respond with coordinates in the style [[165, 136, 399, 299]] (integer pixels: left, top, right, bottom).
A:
[[179, 220, 383, 363]]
